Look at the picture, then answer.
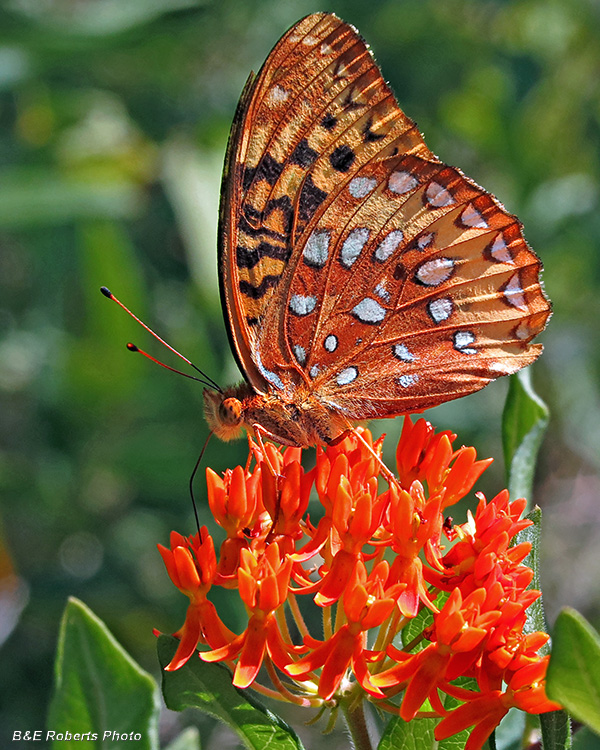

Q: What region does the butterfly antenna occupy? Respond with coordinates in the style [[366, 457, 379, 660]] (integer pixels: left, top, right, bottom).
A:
[[189, 431, 214, 533], [100, 286, 222, 392], [125, 343, 216, 387]]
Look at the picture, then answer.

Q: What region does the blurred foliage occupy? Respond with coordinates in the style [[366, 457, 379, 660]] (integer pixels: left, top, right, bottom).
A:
[[0, 0, 599, 746]]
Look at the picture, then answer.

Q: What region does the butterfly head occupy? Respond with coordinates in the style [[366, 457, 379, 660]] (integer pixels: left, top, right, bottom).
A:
[[203, 384, 253, 442]]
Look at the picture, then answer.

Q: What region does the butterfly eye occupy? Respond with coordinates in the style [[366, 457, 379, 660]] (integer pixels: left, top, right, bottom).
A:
[[220, 398, 243, 426]]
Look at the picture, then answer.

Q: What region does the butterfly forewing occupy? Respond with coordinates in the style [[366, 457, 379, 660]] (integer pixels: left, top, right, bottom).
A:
[[219, 12, 550, 421], [221, 13, 431, 389]]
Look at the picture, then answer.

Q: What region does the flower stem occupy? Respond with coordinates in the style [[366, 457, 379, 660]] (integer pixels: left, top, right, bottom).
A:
[[341, 698, 373, 750], [287, 593, 310, 638]]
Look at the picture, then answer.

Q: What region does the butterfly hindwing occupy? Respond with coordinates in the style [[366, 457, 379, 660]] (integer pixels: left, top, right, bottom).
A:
[[287, 165, 550, 418]]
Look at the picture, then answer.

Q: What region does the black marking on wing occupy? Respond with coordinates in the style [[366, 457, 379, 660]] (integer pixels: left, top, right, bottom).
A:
[[297, 175, 328, 227], [330, 144, 356, 172], [243, 153, 283, 189], [239, 275, 282, 299], [236, 241, 292, 269], [363, 116, 385, 142], [238, 196, 294, 240], [321, 112, 338, 130], [291, 139, 319, 168]]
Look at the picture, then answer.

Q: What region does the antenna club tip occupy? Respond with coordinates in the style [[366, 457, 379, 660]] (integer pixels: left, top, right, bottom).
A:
[[100, 286, 113, 298], [126, 342, 139, 352]]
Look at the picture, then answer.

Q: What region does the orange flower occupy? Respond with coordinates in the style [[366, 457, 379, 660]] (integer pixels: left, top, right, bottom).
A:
[[206, 464, 263, 538], [382, 480, 443, 616], [287, 561, 404, 699], [424, 490, 534, 597], [314, 473, 387, 607], [158, 422, 560, 741], [436, 657, 561, 750], [395, 417, 492, 507], [157, 528, 235, 669], [374, 587, 500, 719], [259, 445, 314, 555], [200, 541, 301, 688]]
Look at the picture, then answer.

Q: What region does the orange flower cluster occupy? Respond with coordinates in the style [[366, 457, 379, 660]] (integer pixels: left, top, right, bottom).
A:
[[158, 419, 560, 749]]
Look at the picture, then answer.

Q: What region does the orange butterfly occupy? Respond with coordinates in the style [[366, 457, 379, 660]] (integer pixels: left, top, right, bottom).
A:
[[204, 12, 550, 448]]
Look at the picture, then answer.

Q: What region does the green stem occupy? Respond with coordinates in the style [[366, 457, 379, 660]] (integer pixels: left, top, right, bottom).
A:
[[342, 698, 373, 750]]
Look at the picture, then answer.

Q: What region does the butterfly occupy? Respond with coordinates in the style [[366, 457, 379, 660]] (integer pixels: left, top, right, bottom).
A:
[[203, 12, 551, 448]]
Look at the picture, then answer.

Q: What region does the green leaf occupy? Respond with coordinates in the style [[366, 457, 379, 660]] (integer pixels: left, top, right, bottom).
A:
[[377, 715, 437, 750], [510, 481, 572, 750], [512, 510, 569, 749], [48, 597, 160, 749], [547, 608, 600, 735], [376, 679, 476, 750], [502, 369, 549, 503], [157, 635, 305, 750], [572, 725, 599, 749], [436, 723, 470, 750]]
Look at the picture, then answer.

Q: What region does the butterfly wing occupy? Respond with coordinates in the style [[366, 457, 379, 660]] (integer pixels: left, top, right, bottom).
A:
[[219, 13, 551, 417], [219, 12, 427, 394]]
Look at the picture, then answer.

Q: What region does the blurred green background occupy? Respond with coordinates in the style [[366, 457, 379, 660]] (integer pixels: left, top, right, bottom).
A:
[[1, 0, 599, 746]]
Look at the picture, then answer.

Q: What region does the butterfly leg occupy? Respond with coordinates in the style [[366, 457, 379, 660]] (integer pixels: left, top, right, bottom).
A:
[[336, 423, 401, 490], [250, 423, 288, 477], [324, 429, 355, 449]]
